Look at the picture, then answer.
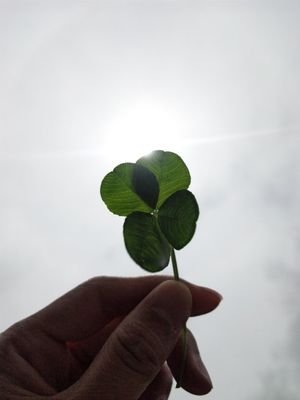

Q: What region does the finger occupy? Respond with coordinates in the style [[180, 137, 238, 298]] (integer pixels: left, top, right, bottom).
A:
[[66, 277, 223, 366], [187, 280, 222, 317], [66, 316, 124, 368], [168, 329, 212, 395], [72, 280, 192, 400], [28, 276, 222, 341], [66, 278, 222, 365], [139, 363, 173, 400]]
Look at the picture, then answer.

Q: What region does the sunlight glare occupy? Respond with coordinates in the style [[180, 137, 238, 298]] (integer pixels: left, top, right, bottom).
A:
[[102, 100, 185, 162]]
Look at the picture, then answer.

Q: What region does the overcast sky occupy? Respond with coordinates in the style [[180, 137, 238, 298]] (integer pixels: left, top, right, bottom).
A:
[[1, 1, 300, 399]]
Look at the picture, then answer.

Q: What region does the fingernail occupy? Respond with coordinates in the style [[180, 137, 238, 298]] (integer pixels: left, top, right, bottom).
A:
[[203, 288, 223, 313], [207, 288, 223, 303]]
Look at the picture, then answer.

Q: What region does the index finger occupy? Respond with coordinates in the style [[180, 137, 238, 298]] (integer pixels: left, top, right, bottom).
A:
[[26, 275, 222, 342]]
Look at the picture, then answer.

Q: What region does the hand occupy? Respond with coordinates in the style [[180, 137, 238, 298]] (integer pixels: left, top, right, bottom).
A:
[[0, 276, 222, 399]]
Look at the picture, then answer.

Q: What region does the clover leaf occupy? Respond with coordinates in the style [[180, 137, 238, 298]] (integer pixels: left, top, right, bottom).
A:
[[100, 163, 159, 216], [123, 212, 170, 272], [137, 150, 191, 207], [101, 150, 199, 271], [158, 189, 199, 250]]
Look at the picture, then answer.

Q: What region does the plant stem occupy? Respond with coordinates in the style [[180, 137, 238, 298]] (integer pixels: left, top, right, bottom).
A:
[[170, 246, 187, 389], [176, 324, 188, 389], [170, 246, 180, 281]]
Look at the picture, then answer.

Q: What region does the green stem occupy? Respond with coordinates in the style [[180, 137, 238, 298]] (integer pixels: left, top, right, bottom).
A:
[[176, 324, 188, 389], [170, 246, 180, 281], [170, 246, 187, 389]]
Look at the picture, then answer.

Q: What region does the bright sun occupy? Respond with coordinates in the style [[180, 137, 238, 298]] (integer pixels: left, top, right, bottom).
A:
[[102, 99, 185, 162]]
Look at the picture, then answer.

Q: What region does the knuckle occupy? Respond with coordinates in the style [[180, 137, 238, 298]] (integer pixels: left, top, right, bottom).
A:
[[83, 276, 111, 287], [113, 320, 162, 377], [80, 276, 114, 300]]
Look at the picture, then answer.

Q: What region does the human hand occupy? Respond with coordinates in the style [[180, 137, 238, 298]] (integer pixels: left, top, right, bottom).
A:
[[0, 276, 222, 399]]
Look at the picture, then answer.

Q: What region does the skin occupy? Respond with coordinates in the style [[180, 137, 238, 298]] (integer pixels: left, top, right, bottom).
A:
[[0, 276, 222, 400]]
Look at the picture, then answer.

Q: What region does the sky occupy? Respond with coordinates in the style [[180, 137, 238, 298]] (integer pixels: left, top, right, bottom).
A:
[[0, 1, 300, 399]]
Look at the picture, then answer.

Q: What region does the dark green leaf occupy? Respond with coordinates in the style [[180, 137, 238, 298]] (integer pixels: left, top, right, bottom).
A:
[[137, 150, 191, 207], [158, 190, 199, 250], [132, 164, 159, 209], [100, 163, 154, 216], [123, 212, 170, 272]]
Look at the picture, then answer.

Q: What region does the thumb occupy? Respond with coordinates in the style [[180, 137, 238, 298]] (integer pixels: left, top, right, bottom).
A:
[[74, 280, 192, 400]]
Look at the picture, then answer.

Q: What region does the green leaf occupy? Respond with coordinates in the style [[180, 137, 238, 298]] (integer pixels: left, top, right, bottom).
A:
[[123, 212, 170, 272], [158, 189, 199, 250], [132, 163, 159, 209], [100, 163, 157, 216], [137, 150, 191, 207]]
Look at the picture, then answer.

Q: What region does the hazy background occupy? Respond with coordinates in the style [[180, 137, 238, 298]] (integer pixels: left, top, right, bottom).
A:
[[1, 1, 300, 399]]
